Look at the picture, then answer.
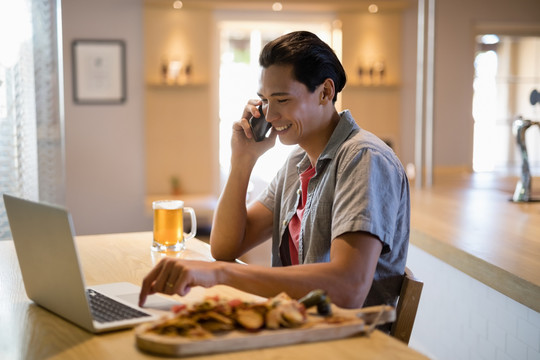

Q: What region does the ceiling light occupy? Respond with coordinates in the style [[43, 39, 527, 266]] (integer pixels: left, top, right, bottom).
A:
[[173, 1, 183, 10], [480, 34, 499, 45], [272, 2, 283, 11], [368, 4, 379, 13]]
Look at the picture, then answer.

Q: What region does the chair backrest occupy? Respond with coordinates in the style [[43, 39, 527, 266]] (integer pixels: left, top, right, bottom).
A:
[[390, 267, 423, 344]]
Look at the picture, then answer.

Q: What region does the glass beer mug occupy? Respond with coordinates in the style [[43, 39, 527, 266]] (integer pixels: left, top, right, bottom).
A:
[[152, 200, 196, 252]]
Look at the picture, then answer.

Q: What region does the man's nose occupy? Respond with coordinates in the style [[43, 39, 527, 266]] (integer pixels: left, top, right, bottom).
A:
[[264, 105, 279, 123]]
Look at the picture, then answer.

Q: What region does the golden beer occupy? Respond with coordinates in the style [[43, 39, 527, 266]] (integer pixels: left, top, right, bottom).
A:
[[153, 207, 184, 247], [152, 200, 197, 252]]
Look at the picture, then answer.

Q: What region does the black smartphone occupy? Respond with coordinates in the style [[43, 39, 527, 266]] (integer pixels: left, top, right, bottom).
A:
[[248, 105, 272, 142]]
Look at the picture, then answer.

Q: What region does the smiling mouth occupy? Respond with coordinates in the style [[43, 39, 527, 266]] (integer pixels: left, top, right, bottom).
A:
[[274, 124, 292, 132]]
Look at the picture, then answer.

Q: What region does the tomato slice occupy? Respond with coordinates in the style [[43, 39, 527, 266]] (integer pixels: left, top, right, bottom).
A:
[[228, 299, 243, 308], [171, 304, 187, 313]]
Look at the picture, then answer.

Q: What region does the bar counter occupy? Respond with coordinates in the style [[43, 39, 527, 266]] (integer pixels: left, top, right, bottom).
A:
[[409, 171, 540, 312]]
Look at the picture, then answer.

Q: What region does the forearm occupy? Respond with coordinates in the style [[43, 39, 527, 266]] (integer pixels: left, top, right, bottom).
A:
[[210, 161, 255, 260], [216, 232, 382, 308], [218, 261, 370, 308]]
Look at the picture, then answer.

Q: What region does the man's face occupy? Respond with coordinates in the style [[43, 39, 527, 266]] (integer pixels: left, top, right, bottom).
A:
[[257, 65, 324, 147]]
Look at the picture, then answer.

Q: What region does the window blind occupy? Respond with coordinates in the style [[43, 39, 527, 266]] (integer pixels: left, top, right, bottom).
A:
[[0, 0, 63, 240]]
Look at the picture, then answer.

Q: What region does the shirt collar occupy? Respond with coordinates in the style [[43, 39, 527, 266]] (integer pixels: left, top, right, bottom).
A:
[[297, 110, 360, 173]]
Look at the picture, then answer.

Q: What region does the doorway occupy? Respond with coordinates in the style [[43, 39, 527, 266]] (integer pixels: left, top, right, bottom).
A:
[[472, 34, 540, 173]]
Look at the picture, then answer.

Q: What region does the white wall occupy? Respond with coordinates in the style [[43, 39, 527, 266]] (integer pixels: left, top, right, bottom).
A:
[[407, 245, 540, 360], [340, 11, 405, 157], [144, 7, 216, 196], [400, 6, 419, 168], [62, 0, 151, 235]]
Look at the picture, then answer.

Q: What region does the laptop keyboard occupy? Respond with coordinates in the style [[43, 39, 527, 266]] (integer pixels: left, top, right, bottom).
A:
[[87, 289, 151, 323]]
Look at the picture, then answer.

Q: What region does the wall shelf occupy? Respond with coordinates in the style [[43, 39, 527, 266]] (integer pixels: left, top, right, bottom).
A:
[[146, 82, 207, 89], [345, 83, 400, 90]]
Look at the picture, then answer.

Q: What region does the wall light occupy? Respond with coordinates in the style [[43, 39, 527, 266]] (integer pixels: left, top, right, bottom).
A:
[[173, 1, 183, 10], [272, 2, 283, 11], [368, 4, 379, 13]]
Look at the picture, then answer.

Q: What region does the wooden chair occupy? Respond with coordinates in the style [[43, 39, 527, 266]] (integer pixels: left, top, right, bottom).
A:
[[390, 267, 424, 345]]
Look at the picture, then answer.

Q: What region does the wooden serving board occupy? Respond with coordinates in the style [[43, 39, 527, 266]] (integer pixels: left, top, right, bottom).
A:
[[135, 305, 395, 357]]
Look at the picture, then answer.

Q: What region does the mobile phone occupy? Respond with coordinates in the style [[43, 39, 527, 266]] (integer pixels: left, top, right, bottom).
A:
[[248, 105, 272, 142]]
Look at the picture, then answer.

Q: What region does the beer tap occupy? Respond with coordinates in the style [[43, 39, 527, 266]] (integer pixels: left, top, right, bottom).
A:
[[512, 89, 540, 202], [531, 89, 540, 106]]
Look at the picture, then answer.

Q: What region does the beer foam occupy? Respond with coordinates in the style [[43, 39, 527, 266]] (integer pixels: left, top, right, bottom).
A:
[[153, 200, 184, 210]]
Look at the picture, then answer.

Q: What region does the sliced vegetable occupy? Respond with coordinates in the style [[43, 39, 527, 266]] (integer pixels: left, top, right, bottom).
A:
[[298, 289, 333, 316]]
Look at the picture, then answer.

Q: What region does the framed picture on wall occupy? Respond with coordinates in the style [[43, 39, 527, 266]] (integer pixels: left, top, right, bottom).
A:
[[72, 39, 126, 104]]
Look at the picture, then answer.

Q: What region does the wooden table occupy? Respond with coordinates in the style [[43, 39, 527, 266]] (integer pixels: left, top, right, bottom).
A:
[[0, 232, 427, 359], [410, 171, 540, 312]]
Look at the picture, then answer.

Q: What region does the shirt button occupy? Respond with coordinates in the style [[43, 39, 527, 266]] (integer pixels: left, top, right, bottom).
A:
[[296, 189, 301, 195], [282, 220, 287, 226]]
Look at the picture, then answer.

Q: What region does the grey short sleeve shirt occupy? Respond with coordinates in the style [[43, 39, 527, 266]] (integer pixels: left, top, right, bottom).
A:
[[257, 110, 410, 307]]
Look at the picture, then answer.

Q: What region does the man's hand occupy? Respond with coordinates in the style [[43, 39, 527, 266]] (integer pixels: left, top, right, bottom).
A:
[[138, 258, 222, 307], [230, 100, 277, 166]]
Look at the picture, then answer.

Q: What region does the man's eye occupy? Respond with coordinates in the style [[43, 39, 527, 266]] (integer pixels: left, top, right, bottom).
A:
[[277, 99, 289, 103]]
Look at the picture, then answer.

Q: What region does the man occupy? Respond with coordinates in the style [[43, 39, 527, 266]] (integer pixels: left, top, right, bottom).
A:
[[139, 31, 409, 311]]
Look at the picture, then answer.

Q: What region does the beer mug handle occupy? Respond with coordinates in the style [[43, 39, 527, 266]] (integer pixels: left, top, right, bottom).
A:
[[184, 207, 197, 241]]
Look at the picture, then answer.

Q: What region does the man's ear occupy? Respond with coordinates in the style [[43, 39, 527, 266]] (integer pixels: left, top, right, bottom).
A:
[[320, 78, 336, 104]]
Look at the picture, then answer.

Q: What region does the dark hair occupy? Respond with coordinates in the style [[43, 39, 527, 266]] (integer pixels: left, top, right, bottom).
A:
[[259, 31, 347, 103]]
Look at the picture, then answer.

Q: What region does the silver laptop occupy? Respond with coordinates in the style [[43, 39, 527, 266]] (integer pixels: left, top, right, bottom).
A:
[[3, 194, 180, 333]]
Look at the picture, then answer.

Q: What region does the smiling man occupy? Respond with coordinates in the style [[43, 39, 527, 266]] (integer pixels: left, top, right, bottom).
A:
[[140, 31, 410, 319]]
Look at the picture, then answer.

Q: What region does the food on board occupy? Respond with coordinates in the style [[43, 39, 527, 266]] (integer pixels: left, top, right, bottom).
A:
[[145, 292, 311, 339]]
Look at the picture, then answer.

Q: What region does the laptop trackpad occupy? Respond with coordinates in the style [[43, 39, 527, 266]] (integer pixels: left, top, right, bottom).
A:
[[91, 282, 181, 311], [117, 292, 180, 311]]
